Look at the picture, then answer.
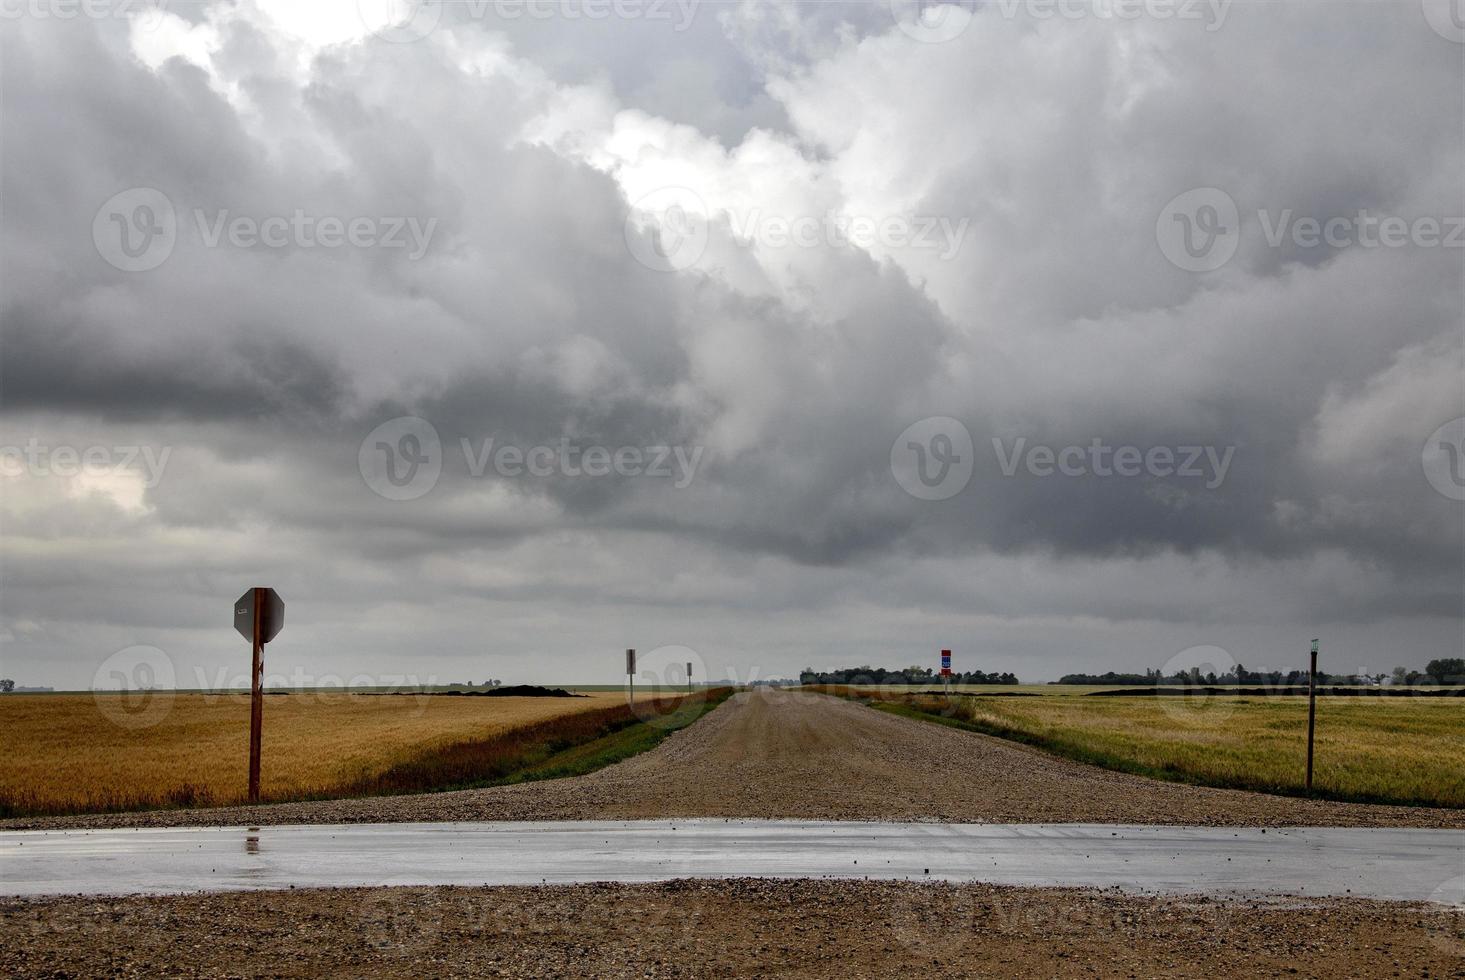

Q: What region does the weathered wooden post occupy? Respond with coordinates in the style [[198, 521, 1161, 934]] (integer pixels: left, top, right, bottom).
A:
[[1305, 638, 1319, 791], [234, 588, 284, 804]]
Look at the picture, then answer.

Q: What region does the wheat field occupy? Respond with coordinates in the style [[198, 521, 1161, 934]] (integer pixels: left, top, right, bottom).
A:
[[917, 692, 1465, 808], [0, 691, 650, 815]]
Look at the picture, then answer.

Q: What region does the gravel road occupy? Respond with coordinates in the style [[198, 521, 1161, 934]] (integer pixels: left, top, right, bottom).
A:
[[3, 878, 1460, 978], [8, 689, 1462, 830]]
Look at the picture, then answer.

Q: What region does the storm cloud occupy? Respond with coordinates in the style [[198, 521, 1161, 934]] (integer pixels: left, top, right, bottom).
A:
[[1, 0, 1460, 690]]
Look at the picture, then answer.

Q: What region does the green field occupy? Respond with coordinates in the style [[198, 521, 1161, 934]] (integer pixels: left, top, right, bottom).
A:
[[817, 687, 1465, 809]]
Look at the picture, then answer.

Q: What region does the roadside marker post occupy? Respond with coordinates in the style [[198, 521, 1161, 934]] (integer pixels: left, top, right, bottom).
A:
[[1306, 638, 1319, 791], [233, 587, 284, 804], [686, 661, 693, 695], [626, 648, 636, 703]]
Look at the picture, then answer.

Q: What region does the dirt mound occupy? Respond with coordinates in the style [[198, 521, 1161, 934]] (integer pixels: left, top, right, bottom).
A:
[[451, 685, 584, 698]]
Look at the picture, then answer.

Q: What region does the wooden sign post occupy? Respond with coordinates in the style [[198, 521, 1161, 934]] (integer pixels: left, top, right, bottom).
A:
[[1305, 638, 1319, 791], [234, 588, 285, 804]]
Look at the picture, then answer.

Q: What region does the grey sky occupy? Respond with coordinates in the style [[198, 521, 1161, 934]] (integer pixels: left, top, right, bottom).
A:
[[1, 0, 1461, 690]]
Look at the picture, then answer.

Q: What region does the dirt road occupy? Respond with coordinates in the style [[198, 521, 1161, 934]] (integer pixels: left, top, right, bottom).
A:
[[4, 879, 1460, 978], [8, 689, 1463, 829]]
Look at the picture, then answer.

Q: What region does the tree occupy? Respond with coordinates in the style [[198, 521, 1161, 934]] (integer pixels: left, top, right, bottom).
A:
[[1425, 659, 1465, 684], [0, 679, 13, 693], [1391, 666, 1409, 686]]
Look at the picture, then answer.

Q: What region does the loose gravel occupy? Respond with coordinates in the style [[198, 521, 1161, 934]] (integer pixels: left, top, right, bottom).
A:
[[7, 689, 1462, 830], [3, 878, 1461, 978]]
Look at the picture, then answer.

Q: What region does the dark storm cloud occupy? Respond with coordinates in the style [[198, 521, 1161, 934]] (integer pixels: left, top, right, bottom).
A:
[[0, 2, 1459, 688]]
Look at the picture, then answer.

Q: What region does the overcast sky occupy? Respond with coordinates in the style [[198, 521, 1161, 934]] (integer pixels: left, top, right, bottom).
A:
[[1, 0, 1461, 691]]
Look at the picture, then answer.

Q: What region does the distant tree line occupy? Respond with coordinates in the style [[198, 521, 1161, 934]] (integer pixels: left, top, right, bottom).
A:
[[1055, 658, 1465, 687], [800, 665, 1019, 685]]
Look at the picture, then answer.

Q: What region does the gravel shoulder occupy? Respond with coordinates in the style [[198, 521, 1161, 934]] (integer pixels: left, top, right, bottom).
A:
[[3, 878, 1460, 978], [7, 689, 1463, 830]]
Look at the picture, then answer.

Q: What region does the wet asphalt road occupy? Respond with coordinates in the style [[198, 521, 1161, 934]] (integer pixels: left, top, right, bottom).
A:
[[3, 819, 1462, 904]]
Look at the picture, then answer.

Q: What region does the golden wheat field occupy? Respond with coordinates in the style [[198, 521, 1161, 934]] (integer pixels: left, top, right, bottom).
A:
[[0, 691, 647, 815], [937, 693, 1465, 807]]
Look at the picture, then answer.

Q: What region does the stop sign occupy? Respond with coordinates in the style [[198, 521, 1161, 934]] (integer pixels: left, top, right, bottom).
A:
[[234, 588, 285, 645]]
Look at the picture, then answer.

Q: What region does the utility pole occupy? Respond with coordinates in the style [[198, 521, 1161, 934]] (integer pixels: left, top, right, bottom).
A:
[[1305, 638, 1319, 791]]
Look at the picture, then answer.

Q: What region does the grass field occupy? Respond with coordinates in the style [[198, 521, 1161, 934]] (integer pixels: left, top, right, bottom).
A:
[[0, 689, 709, 817], [816, 687, 1465, 809]]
